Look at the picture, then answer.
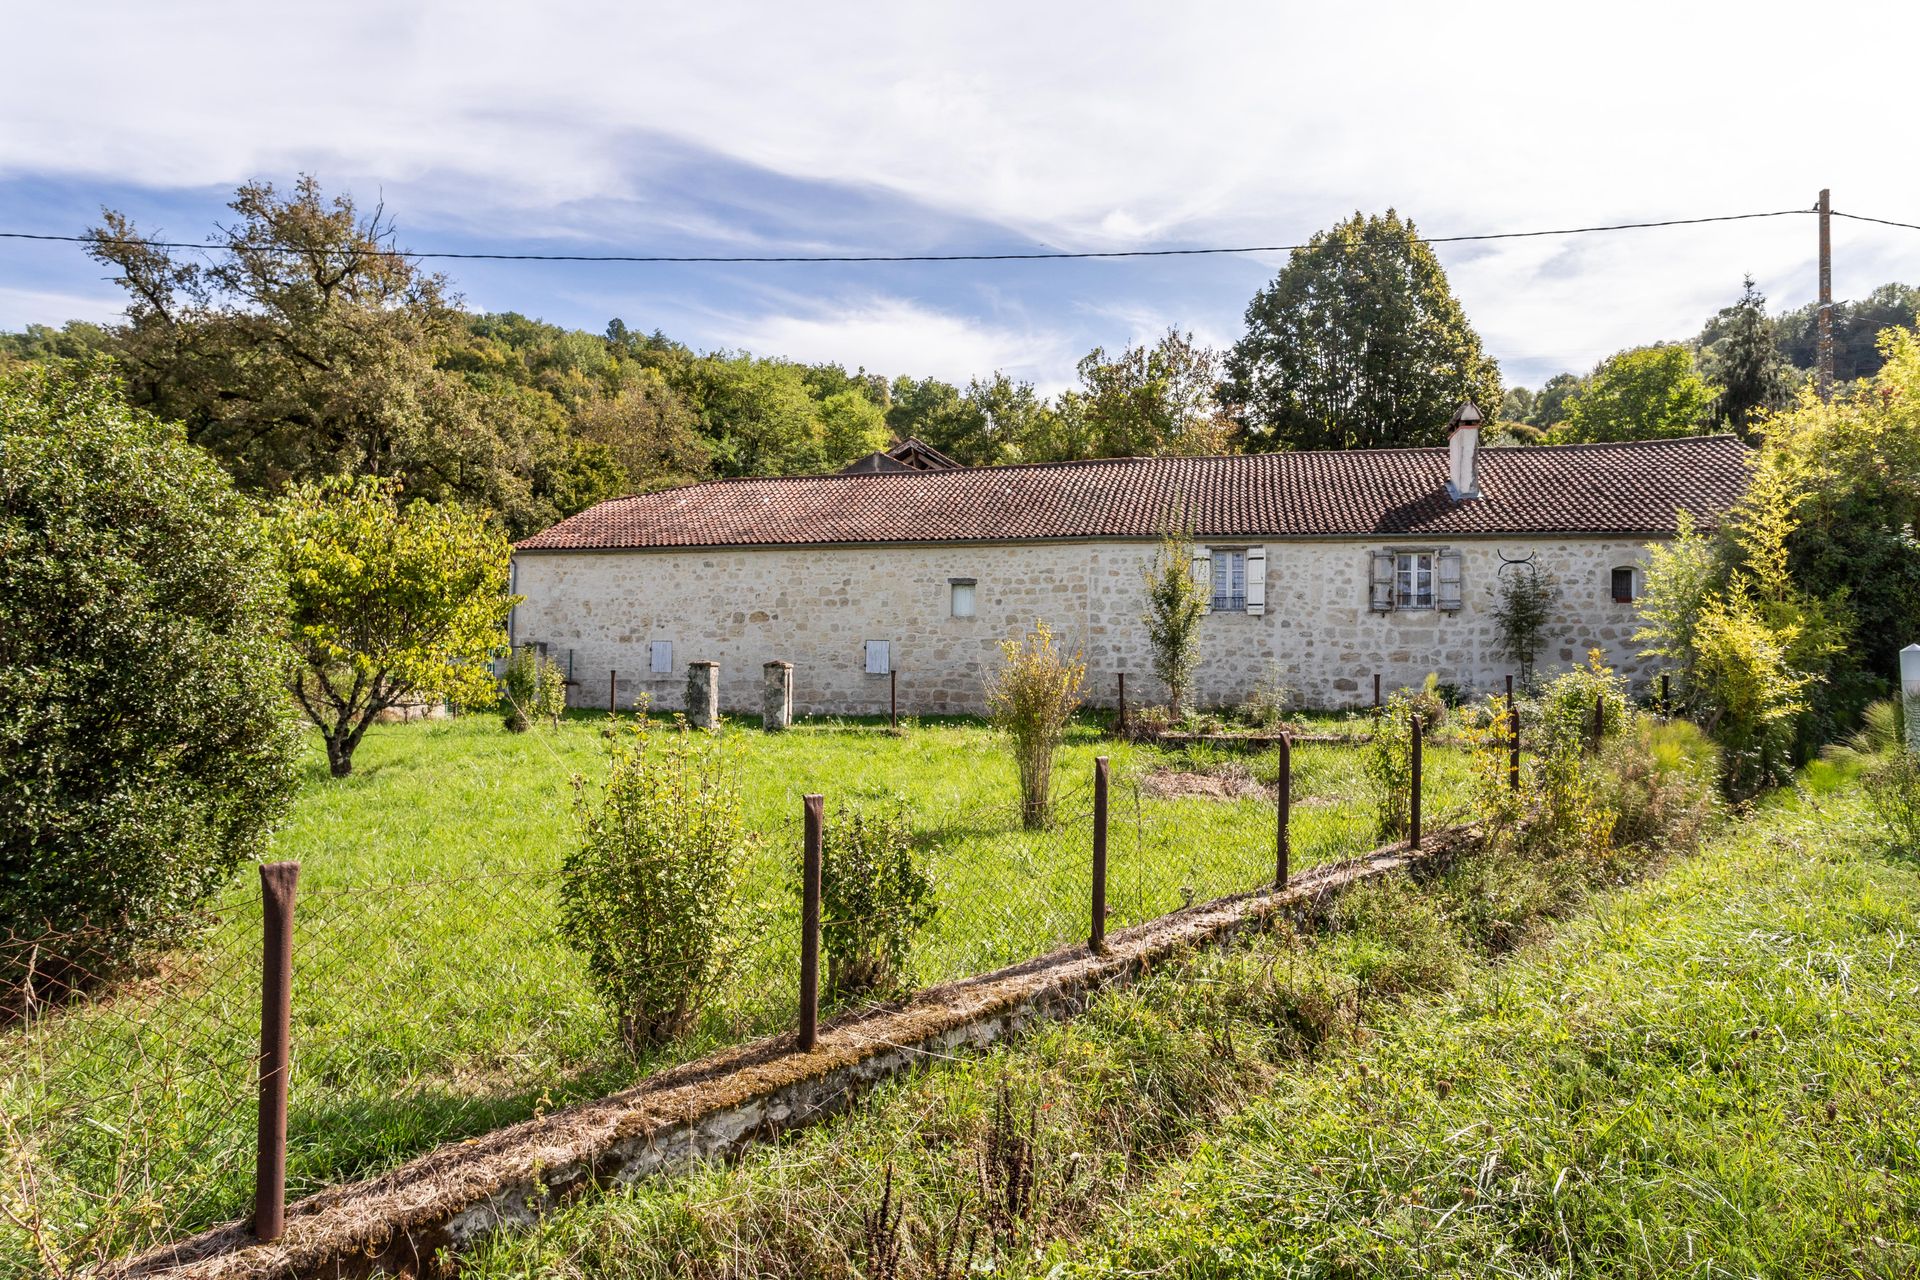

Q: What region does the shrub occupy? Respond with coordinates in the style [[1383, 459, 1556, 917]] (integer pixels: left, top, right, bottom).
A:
[[1692, 583, 1816, 798], [502, 644, 567, 731], [0, 362, 301, 999], [986, 620, 1086, 829], [560, 719, 747, 1050], [1242, 664, 1293, 730], [1363, 692, 1417, 841], [1593, 719, 1719, 855], [1491, 563, 1560, 689], [1863, 751, 1920, 855], [1140, 525, 1208, 715], [1407, 672, 1450, 734], [817, 799, 936, 1002], [1536, 648, 1632, 756]]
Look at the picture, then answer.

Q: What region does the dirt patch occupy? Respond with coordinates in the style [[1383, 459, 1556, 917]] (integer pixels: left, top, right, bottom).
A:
[[1139, 767, 1268, 802]]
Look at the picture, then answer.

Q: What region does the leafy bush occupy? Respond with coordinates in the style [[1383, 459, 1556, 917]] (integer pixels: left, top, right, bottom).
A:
[[1363, 692, 1417, 841], [1593, 719, 1720, 855], [1140, 526, 1208, 715], [1406, 672, 1450, 734], [560, 719, 747, 1050], [1692, 583, 1815, 798], [1863, 751, 1920, 855], [1241, 663, 1293, 730], [1491, 563, 1560, 688], [1536, 649, 1632, 756], [0, 362, 301, 998], [502, 644, 567, 731], [817, 799, 936, 1002], [986, 620, 1086, 829]]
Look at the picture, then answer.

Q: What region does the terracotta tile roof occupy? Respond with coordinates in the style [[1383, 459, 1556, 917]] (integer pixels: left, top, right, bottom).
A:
[[515, 435, 1751, 552]]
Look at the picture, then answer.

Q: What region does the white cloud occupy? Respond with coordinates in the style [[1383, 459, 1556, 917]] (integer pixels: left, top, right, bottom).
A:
[[0, 286, 125, 332], [724, 297, 1076, 391]]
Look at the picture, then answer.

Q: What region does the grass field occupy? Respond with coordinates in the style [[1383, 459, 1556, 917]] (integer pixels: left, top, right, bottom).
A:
[[452, 765, 1920, 1280], [2, 711, 1471, 1273]]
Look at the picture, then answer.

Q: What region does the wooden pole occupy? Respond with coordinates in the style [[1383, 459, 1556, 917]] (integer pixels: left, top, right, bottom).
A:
[[1661, 672, 1671, 719], [1507, 676, 1521, 794], [1373, 673, 1381, 714], [798, 795, 823, 1051], [1409, 715, 1422, 851], [254, 862, 299, 1242], [609, 668, 616, 713], [1275, 732, 1292, 891], [1817, 187, 1834, 400], [1090, 757, 1109, 953]]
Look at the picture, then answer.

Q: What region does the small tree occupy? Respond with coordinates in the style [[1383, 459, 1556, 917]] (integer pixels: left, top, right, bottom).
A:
[[273, 476, 515, 776], [1363, 692, 1417, 842], [1141, 526, 1208, 715], [986, 620, 1086, 829], [817, 799, 936, 1002], [502, 644, 567, 731], [1, 361, 301, 989], [1691, 583, 1814, 799], [561, 720, 746, 1050], [1491, 563, 1559, 689]]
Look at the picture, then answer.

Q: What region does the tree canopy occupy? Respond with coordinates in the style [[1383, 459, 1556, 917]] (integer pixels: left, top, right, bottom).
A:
[[1554, 345, 1717, 443], [1223, 210, 1503, 450]]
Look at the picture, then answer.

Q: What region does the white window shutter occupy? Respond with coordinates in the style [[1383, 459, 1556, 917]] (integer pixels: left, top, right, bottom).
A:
[[1369, 550, 1394, 612], [649, 640, 672, 674], [865, 640, 891, 674], [1245, 547, 1267, 615], [1436, 550, 1464, 612], [1191, 548, 1213, 615]]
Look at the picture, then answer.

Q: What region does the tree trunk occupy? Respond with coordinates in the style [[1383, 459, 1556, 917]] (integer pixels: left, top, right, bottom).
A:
[[325, 732, 354, 778]]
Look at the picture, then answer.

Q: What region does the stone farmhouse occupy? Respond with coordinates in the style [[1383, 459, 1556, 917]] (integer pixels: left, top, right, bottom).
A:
[[510, 410, 1749, 716]]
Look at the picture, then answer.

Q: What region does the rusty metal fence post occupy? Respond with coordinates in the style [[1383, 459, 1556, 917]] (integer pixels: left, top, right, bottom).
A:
[[1409, 714, 1423, 851], [1661, 672, 1672, 719], [255, 861, 299, 1242], [1117, 672, 1127, 736], [1090, 757, 1109, 953], [889, 669, 898, 731], [1373, 673, 1382, 715], [798, 795, 823, 1051], [609, 668, 616, 713], [1592, 693, 1605, 753], [1505, 674, 1520, 793], [1275, 732, 1291, 890]]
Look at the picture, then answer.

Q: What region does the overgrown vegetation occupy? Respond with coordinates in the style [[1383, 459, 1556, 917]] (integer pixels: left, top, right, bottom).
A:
[[503, 643, 568, 732], [985, 621, 1086, 828], [1362, 692, 1416, 841], [0, 361, 301, 998], [818, 799, 937, 1003], [561, 720, 748, 1050]]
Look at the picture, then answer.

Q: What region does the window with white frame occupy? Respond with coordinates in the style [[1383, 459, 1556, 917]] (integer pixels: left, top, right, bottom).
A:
[[950, 578, 976, 618], [1210, 548, 1247, 612], [1395, 552, 1435, 610]]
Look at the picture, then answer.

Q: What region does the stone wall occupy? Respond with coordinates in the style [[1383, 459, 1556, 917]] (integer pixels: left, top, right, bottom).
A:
[[511, 534, 1657, 716]]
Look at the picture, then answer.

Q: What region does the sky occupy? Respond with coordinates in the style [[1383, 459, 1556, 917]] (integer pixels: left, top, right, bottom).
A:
[[3, 1, 1917, 396]]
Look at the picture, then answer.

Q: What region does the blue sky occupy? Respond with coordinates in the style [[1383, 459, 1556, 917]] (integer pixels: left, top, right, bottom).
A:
[[4, 1, 1917, 395]]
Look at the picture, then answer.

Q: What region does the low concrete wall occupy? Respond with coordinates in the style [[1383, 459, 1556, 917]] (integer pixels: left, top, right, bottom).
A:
[[112, 830, 1470, 1280]]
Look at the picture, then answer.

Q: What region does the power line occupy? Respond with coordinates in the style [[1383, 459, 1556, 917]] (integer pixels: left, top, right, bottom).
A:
[[1832, 209, 1920, 233], [0, 207, 1833, 265]]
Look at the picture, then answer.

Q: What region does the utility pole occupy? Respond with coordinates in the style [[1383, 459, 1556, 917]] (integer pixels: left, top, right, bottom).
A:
[[1817, 188, 1834, 400]]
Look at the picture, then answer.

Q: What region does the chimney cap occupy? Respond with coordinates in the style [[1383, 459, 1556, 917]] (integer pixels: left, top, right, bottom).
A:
[[1449, 401, 1484, 430]]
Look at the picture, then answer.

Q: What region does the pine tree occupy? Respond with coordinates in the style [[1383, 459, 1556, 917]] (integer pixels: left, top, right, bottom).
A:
[[1702, 276, 1793, 439]]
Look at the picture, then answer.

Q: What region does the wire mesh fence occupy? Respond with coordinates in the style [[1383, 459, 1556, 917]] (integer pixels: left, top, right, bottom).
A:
[[1, 715, 1493, 1276]]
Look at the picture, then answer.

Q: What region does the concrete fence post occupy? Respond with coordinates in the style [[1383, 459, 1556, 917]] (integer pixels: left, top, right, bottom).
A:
[[762, 661, 793, 732], [1902, 645, 1920, 755], [687, 661, 719, 730], [255, 862, 299, 1242]]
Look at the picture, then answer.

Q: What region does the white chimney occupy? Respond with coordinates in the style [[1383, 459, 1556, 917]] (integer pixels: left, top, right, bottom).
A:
[[1447, 401, 1483, 500]]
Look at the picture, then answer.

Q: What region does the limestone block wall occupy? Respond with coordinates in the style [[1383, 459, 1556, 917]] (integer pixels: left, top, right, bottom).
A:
[[511, 535, 1658, 717]]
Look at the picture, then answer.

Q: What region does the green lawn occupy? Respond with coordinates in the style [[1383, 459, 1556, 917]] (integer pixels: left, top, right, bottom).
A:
[[450, 769, 1920, 1280], [2, 712, 1467, 1273]]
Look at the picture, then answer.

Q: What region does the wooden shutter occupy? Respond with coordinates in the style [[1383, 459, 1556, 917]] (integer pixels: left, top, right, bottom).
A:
[[1436, 550, 1463, 612], [865, 640, 890, 674], [1245, 547, 1267, 615], [649, 640, 672, 674], [1191, 548, 1213, 615], [1369, 550, 1394, 612]]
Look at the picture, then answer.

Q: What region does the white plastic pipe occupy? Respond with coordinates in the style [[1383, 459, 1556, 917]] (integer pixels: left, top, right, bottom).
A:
[[1901, 644, 1920, 755]]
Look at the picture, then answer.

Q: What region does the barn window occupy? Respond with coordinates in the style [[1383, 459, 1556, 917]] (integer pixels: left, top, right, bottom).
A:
[[1611, 566, 1639, 604], [1210, 549, 1247, 612], [649, 640, 672, 674], [950, 578, 976, 618], [1394, 552, 1435, 610], [865, 640, 891, 675]]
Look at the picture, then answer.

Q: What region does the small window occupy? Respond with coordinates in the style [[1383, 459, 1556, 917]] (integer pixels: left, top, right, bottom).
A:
[[865, 640, 891, 675], [1395, 552, 1435, 610], [1210, 549, 1247, 611], [649, 640, 672, 674], [950, 578, 976, 618], [1611, 566, 1638, 604]]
